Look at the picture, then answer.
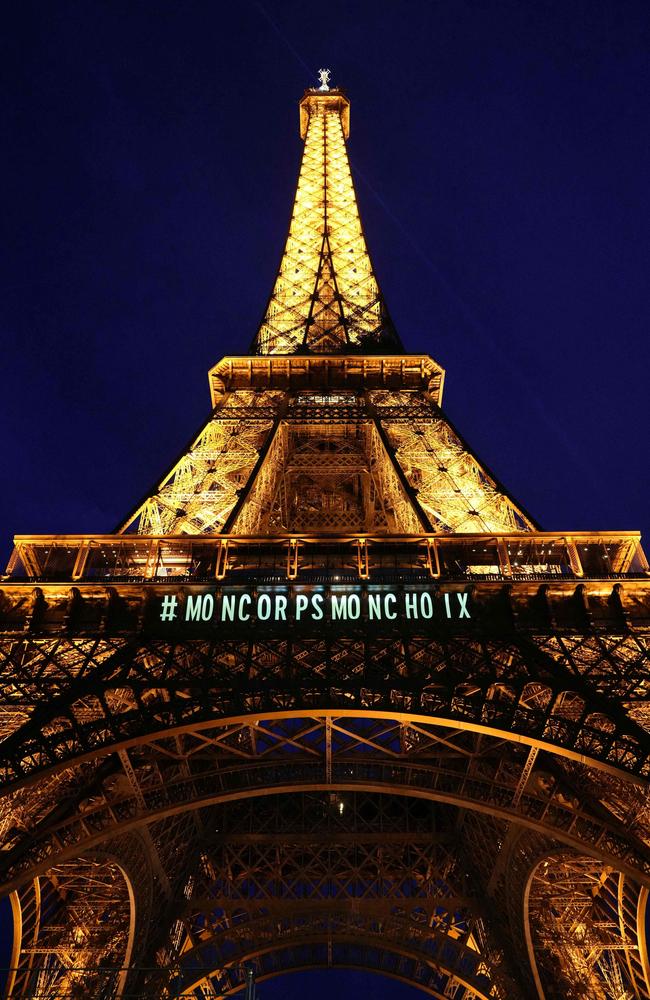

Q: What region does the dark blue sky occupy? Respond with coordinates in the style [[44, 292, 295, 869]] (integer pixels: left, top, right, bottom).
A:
[[1, 1, 649, 994]]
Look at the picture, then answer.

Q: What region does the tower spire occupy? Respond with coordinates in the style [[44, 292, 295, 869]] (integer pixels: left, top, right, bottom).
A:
[[251, 79, 401, 355]]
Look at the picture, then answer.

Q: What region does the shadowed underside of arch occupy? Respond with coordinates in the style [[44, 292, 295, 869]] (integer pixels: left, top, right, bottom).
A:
[[211, 962, 488, 1000], [0, 624, 649, 794], [2, 715, 650, 896], [1, 629, 649, 999], [128, 789, 520, 999], [172, 930, 494, 1000], [2, 745, 650, 1000]]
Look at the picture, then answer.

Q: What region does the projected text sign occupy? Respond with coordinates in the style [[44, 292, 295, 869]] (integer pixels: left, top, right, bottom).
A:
[[157, 586, 471, 629]]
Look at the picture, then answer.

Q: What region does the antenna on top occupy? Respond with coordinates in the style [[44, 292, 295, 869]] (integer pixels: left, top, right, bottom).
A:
[[317, 68, 331, 91], [244, 963, 257, 1000]]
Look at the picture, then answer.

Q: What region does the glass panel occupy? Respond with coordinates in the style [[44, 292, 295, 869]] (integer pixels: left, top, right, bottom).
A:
[[295, 392, 358, 405], [437, 541, 501, 578], [85, 542, 151, 579], [33, 544, 78, 580], [85, 545, 121, 579], [579, 539, 641, 576], [5, 533, 646, 583], [505, 538, 573, 576], [155, 540, 194, 578]]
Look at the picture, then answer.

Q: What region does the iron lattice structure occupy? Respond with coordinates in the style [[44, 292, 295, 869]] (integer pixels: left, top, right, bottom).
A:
[[1, 82, 650, 1000]]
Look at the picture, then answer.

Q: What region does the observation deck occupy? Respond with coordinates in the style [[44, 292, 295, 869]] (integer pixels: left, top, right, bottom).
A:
[[2, 531, 648, 638], [5, 531, 647, 585]]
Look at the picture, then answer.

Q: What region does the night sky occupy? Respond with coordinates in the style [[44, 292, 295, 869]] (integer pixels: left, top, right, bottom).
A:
[[2, 1, 650, 996]]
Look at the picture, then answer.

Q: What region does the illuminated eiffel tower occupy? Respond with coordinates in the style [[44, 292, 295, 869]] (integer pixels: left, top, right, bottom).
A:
[[1, 73, 650, 1000]]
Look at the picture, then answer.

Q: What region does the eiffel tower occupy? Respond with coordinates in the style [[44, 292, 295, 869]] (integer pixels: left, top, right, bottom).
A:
[[1, 74, 650, 1000]]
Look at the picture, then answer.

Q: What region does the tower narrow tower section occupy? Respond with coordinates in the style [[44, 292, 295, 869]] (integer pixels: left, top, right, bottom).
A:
[[253, 88, 400, 354]]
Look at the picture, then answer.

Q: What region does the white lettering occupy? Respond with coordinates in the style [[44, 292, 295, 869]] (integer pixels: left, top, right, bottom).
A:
[[185, 594, 203, 621], [405, 593, 418, 619], [420, 592, 434, 619], [257, 594, 272, 620], [368, 594, 382, 619], [221, 594, 236, 622], [331, 595, 347, 620], [296, 594, 309, 620], [347, 594, 361, 620], [457, 593, 471, 619], [176, 587, 469, 628], [384, 594, 397, 620]]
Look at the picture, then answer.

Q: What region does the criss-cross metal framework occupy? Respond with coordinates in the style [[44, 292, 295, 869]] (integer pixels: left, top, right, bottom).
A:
[[1, 82, 649, 1000], [251, 90, 399, 355]]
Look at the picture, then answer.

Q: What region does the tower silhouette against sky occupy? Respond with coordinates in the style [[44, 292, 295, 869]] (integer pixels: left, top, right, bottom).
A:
[[1, 76, 649, 1000]]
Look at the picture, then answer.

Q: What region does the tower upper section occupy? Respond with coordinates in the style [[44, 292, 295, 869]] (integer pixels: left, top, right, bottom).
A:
[[250, 86, 402, 355]]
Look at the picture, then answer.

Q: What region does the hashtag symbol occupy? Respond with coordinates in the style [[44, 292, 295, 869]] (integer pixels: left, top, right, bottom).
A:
[[160, 595, 178, 622]]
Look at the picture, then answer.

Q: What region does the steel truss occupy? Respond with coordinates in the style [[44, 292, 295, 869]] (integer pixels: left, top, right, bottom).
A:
[[526, 853, 650, 999], [0, 606, 648, 788], [2, 84, 649, 1000], [1, 701, 650, 996], [251, 90, 400, 355], [115, 385, 538, 537], [1, 578, 649, 996]]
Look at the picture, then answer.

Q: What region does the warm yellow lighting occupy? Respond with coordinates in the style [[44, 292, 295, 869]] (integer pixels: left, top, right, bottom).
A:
[[119, 90, 533, 538], [253, 91, 397, 355]]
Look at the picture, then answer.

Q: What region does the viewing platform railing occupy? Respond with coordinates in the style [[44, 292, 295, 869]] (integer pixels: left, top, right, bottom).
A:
[[4, 532, 648, 585]]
